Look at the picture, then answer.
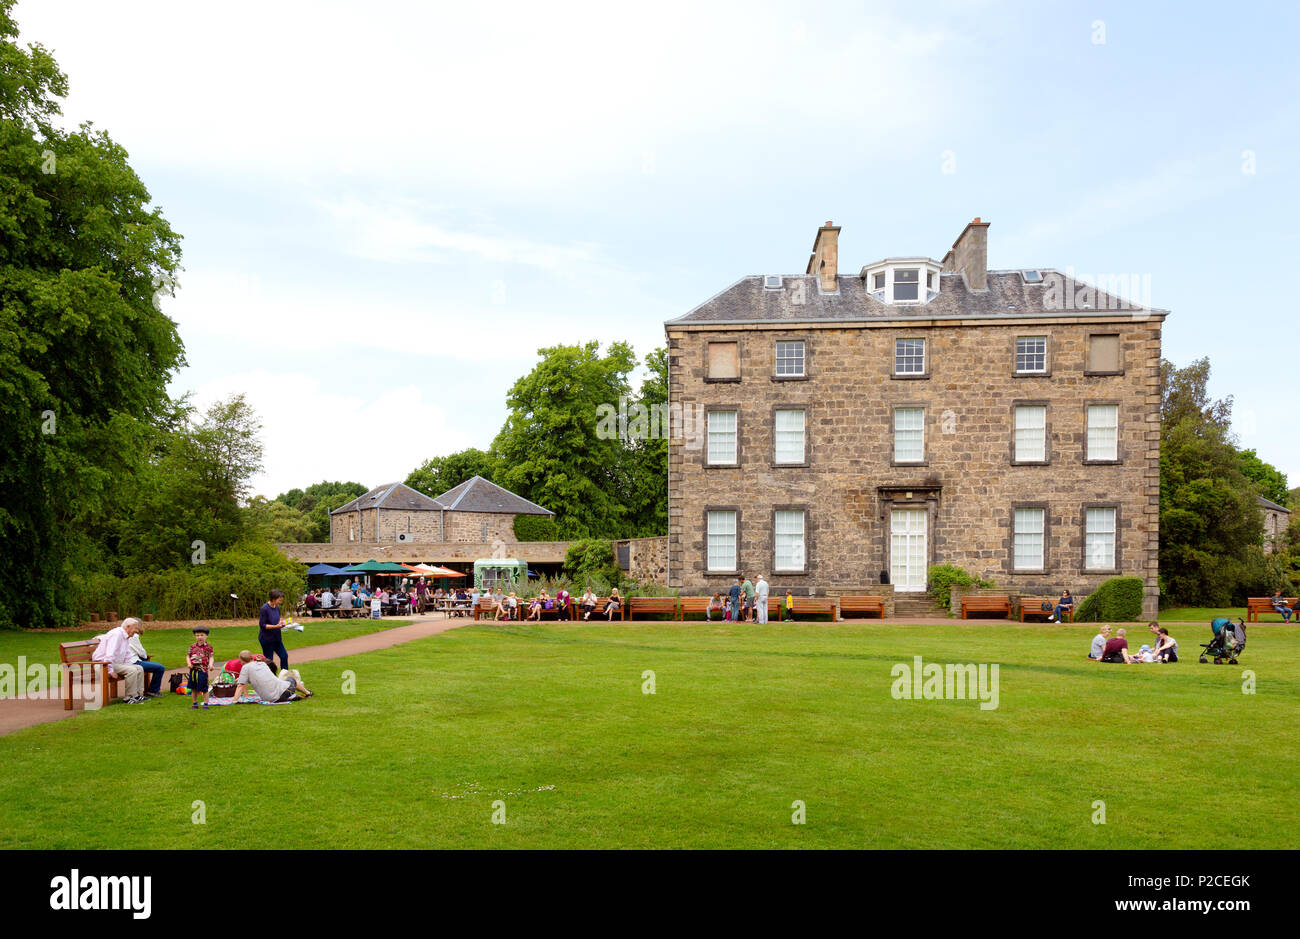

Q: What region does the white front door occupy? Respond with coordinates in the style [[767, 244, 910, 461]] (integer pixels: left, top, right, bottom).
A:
[[890, 508, 928, 592]]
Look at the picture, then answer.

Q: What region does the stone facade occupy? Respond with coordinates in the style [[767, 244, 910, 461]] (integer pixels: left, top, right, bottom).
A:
[[1259, 497, 1290, 554], [666, 318, 1163, 618]]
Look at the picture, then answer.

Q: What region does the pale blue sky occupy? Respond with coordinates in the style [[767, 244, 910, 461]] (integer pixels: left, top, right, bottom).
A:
[[19, 0, 1300, 496]]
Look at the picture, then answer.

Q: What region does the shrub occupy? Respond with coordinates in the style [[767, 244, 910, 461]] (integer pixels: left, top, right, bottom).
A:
[[927, 564, 995, 613], [563, 538, 622, 589], [1074, 577, 1145, 623], [68, 541, 307, 622], [513, 514, 558, 542]]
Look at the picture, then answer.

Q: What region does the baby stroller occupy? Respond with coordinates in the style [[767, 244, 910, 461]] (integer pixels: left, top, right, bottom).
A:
[[1199, 617, 1246, 664]]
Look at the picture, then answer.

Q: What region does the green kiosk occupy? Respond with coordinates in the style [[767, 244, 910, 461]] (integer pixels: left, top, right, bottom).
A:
[[473, 558, 527, 592]]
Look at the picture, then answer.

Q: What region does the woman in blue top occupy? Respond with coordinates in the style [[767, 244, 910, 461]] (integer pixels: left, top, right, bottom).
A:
[[258, 589, 289, 671]]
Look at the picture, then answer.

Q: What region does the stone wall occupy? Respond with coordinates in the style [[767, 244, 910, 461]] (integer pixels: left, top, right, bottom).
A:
[[667, 317, 1162, 619], [617, 535, 668, 586], [442, 511, 517, 544], [330, 509, 521, 545]]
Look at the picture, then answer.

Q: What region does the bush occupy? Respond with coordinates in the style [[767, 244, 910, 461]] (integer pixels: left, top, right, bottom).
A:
[[927, 564, 995, 613], [513, 514, 559, 542], [563, 538, 622, 589], [68, 541, 307, 622], [1074, 577, 1145, 623]]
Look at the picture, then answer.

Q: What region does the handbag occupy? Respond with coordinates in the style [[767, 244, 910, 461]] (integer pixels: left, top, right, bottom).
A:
[[1041, 601, 1052, 612], [169, 673, 184, 693]]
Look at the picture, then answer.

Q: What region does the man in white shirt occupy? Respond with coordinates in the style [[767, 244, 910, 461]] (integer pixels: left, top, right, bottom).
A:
[[320, 589, 335, 609], [90, 618, 147, 703], [755, 575, 771, 624]]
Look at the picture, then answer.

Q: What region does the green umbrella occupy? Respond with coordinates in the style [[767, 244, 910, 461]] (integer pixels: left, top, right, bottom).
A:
[[341, 559, 411, 574]]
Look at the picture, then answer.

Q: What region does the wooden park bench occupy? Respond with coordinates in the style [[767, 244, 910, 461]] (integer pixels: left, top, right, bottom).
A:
[[1246, 597, 1298, 622], [58, 639, 128, 710], [781, 597, 838, 622], [677, 596, 717, 620], [838, 596, 884, 619], [624, 597, 679, 621], [1020, 597, 1074, 623], [960, 595, 1012, 619]]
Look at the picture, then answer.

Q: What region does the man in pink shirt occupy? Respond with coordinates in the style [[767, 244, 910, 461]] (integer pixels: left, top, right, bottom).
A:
[[91, 618, 147, 703]]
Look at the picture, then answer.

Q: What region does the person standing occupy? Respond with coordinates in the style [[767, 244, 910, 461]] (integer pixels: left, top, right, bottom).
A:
[[90, 617, 147, 704], [728, 578, 742, 622], [755, 575, 770, 624], [187, 626, 215, 710], [741, 575, 755, 623], [258, 589, 289, 672]]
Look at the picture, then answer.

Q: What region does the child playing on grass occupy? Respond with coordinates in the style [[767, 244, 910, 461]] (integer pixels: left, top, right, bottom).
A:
[[187, 626, 215, 710]]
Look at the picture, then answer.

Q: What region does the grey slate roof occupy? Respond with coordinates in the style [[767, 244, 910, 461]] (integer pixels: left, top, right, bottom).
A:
[[1257, 495, 1291, 514], [428, 476, 553, 516], [330, 482, 445, 515], [666, 271, 1168, 326]]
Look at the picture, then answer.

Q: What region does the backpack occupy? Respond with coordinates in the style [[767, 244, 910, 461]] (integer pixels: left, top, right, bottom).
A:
[[169, 673, 184, 693]]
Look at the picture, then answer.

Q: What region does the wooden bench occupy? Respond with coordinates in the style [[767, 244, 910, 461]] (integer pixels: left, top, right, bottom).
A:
[[58, 639, 126, 710], [678, 597, 720, 620], [473, 599, 498, 620], [1020, 597, 1075, 623], [960, 595, 1012, 619], [781, 597, 838, 622], [1246, 597, 1297, 622], [572, 596, 620, 620], [839, 595, 884, 619], [625, 597, 679, 621]]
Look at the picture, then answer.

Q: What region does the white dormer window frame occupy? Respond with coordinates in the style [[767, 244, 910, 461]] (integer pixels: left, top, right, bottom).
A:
[[862, 259, 943, 305]]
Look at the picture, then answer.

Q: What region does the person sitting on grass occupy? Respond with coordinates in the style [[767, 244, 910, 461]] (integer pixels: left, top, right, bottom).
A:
[[1132, 644, 1157, 663], [707, 593, 725, 621], [1048, 589, 1074, 622], [1271, 589, 1293, 623], [579, 588, 598, 620], [230, 651, 313, 704], [1088, 624, 1112, 660], [187, 626, 215, 710], [1153, 626, 1179, 662], [1100, 627, 1133, 664], [602, 588, 622, 620]]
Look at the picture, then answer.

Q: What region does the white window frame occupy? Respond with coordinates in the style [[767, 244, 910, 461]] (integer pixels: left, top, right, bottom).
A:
[[1086, 404, 1119, 461], [774, 409, 806, 464], [707, 410, 738, 465], [894, 338, 926, 376], [1016, 336, 1048, 374], [1013, 508, 1045, 571], [1085, 507, 1117, 570], [774, 510, 806, 572], [774, 341, 805, 377], [1014, 406, 1047, 462], [893, 407, 925, 463], [892, 267, 921, 302], [707, 510, 737, 572]]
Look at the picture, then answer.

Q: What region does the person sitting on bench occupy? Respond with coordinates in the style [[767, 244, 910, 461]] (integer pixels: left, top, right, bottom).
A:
[[602, 589, 622, 621], [1270, 589, 1293, 623], [1048, 589, 1074, 623]]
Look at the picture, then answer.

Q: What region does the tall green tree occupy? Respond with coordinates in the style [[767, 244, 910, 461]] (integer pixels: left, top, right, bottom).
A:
[[1238, 449, 1288, 507], [406, 448, 497, 498], [625, 346, 668, 536], [0, 0, 184, 626], [1159, 358, 1263, 605], [492, 341, 639, 538]]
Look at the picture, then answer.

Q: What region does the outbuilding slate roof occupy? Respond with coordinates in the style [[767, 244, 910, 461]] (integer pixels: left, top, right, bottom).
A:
[[330, 482, 445, 515], [428, 476, 554, 516], [665, 271, 1167, 326], [1257, 495, 1291, 514]]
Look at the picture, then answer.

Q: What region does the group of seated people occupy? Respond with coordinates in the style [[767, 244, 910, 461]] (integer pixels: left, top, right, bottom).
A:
[[473, 587, 622, 621], [1088, 622, 1178, 663], [303, 583, 416, 617]]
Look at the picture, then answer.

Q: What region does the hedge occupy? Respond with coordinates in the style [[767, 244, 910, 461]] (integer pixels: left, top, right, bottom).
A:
[[513, 514, 558, 542], [927, 564, 995, 613], [1074, 577, 1145, 622]]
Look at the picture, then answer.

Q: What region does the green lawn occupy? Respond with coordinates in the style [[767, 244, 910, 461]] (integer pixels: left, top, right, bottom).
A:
[[3, 618, 405, 670], [1160, 606, 1292, 624], [0, 620, 1294, 849]]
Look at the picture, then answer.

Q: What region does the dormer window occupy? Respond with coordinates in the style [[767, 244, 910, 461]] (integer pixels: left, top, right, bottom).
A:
[[862, 258, 943, 305], [894, 268, 920, 301]]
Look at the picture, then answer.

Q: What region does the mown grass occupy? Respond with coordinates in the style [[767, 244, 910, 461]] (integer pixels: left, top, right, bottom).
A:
[[0, 619, 405, 671], [0, 620, 1294, 849], [1159, 606, 1291, 624]]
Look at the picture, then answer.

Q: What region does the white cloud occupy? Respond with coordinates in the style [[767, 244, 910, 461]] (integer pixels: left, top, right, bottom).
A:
[[186, 368, 473, 498]]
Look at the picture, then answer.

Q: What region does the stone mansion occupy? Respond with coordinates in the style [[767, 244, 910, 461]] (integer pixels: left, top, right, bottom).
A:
[[664, 218, 1164, 618]]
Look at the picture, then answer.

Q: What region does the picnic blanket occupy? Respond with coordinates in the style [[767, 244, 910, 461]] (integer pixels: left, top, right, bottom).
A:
[[203, 691, 296, 706]]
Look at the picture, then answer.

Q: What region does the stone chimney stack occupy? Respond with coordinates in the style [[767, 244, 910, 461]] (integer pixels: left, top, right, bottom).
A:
[[940, 217, 990, 291], [805, 220, 840, 293]]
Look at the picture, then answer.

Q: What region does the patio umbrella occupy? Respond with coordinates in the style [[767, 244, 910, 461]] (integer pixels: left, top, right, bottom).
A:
[[305, 563, 350, 577], [341, 559, 412, 574]]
